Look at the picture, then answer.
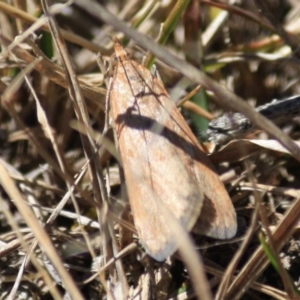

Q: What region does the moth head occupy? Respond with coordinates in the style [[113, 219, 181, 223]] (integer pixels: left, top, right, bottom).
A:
[[109, 47, 135, 75]]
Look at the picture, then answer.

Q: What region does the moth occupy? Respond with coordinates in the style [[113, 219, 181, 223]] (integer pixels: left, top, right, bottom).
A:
[[109, 41, 237, 261]]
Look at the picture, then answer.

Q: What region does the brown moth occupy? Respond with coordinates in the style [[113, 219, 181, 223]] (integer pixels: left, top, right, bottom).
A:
[[109, 41, 237, 261]]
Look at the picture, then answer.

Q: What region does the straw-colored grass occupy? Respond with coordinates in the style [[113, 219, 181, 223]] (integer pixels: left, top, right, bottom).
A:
[[0, 0, 300, 299]]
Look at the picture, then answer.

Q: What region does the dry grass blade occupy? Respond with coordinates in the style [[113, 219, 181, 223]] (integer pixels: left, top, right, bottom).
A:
[[206, 265, 288, 299], [0, 34, 106, 107], [41, 0, 119, 294], [227, 197, 300, 299], [2, 1, 300, 299], [183, 100, 214, 121], [0, 161, 84, 300], [74, 0, 300, 162], [0, 1, 109, 53], [216, 203, 259, 299], [1, 59, 75, 183]]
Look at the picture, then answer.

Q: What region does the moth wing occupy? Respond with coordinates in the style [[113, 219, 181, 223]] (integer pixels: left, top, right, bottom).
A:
[[122, 131, 204, 261], [110, 54, 236, 260], [148, 73, 237, 241], [190, 158, 237, 239], [110, 66, 203, 261]]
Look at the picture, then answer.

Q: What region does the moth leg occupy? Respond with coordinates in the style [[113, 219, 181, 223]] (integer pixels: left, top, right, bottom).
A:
[[150, 64, 163, 82], [104, 77, 113, 133], [96, 51, 112, 136], [141, 55, 147, 66], [96, 52, 111, 86]]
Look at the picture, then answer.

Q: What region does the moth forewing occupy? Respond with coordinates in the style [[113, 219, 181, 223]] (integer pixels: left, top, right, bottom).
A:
[[109, 42, 237, 261]]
